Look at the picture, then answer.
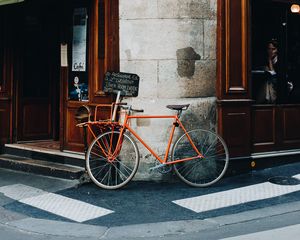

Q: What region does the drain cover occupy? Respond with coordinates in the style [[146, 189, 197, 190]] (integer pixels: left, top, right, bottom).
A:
[[268, 176, 300, 185]]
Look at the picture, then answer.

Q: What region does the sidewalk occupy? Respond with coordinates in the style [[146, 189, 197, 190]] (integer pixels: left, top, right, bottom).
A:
[[0, 162, 300, 239]]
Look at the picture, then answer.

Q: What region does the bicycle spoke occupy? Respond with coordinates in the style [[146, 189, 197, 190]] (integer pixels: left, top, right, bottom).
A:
[[90, 151, 107, 161], [203, 138, 218, 157], [100, 169, 111, 184], [111, 163, 130, 181], [94, 141, 111, 156], [91, 163, 110, 179], [114, 158, 134, 175]]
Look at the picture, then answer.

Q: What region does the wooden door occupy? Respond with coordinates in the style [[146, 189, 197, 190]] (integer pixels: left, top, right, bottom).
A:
[[62, 0, 119, 152], [17, 3, 60, 141], [0, 5, 19, 145]]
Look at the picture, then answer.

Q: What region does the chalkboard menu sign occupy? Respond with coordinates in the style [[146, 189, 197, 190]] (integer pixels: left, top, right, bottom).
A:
[[103, 72, 140, 97]]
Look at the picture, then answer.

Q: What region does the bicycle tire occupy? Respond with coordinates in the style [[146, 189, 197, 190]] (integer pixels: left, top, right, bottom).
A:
[[86, 131, 139, 190], [172, 129, 229, 187]]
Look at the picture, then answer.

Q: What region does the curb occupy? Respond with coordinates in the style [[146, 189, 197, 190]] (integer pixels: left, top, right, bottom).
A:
[[1, 200, 300, 239]]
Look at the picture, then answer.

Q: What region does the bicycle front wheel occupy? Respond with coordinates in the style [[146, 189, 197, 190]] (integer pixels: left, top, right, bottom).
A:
[[86, 131, 139, 190], [172, 129, 229, 187]]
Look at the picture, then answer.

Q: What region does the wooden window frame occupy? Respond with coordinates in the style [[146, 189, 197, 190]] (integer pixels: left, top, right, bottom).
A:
[[89, 0, 119, 99]]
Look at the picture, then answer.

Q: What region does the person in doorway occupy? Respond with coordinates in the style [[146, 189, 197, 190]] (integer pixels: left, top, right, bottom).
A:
[[256, 39, 279, 103]]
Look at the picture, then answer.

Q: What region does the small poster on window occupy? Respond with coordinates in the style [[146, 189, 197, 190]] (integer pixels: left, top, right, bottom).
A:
[[69, 75, 88, 101], [72, 8, 87, 72], [60, 44, 68, 67]]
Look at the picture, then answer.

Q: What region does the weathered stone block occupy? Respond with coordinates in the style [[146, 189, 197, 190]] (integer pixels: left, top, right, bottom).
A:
[[203, 20, 217, 60], [158, 0, 213, 19], [120, 0, 158, 20], [158, 60, 216, 98], [210, 0, 217, 14], [120, 19, 204, 60]]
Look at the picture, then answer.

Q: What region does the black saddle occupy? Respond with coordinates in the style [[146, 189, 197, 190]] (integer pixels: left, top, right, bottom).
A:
[[166, 104, 190, 111]]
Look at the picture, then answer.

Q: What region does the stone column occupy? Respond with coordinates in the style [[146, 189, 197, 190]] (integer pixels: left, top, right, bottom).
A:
[[119, 0, 218, 180]]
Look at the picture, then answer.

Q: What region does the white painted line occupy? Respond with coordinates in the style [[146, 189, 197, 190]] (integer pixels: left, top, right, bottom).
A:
[[0, 184, 46, 200], [20, 193, 113, 222], [220, 223, 300, 240], [293, 174, 300, 180], [0, 184, 113, 222], [173, 182, 300, 213]]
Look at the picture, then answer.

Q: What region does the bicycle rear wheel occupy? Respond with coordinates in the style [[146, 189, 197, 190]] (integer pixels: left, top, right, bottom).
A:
[[172, 129, 229, 187], [86, 131, 139, 189]]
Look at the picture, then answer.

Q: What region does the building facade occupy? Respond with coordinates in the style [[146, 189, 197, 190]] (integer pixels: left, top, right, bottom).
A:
[[1, 0, 300, 179]]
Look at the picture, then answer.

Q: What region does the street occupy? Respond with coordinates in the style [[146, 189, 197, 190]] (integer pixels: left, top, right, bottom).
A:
[[1, 161, 300, 239]]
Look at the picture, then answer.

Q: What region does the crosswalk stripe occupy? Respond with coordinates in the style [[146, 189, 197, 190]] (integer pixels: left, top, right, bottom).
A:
[[173, 175, 300, 213], [293, 174, 300, 180], [0, 184, 113, 222]]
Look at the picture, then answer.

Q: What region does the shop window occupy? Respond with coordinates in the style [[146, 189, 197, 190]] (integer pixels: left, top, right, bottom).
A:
[[0, 12, 4, 92], [251, 0, 300, 104], [68, 7, 89, 102], [0, 46, 3, 92], [287, 12, 300, 103], [67, 0, 118, 101]]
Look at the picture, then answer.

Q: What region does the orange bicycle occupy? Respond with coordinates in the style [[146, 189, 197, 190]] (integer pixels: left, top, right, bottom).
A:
[[77, 101, 229, 190]]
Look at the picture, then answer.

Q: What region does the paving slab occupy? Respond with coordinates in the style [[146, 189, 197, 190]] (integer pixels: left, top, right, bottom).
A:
[[103, 219, 217, 239], [206, 200, 300, 226], [7, 218, 108, 238], [0, 206, 27, 224]]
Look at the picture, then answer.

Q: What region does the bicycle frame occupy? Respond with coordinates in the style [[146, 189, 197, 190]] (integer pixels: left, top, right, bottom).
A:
[[80, 105, 205, 165], [115, 113, 205, 165]]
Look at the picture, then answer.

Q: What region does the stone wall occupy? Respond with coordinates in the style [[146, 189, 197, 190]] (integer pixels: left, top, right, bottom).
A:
[[119, 0, 217, 180]]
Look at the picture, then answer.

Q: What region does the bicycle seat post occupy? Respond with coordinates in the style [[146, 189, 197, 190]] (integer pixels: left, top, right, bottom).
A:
[[177, 110, 183, 118]]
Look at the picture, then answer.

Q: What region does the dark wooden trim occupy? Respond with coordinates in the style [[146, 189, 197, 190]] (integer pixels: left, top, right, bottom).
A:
[[60, 67, 68, 151], [217, 0, 251, 100], [0, 6, 16, 145], [217, 0, 225, 100], [217, 99, 252, 157], [251, 105, 277, 153], [92, 0, 119, 97]]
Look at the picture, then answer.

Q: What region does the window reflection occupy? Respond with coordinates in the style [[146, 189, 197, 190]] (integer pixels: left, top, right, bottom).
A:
[[0, 48, 3, 92], [252, 0, 300, 104], [0, 13, 3, 91]]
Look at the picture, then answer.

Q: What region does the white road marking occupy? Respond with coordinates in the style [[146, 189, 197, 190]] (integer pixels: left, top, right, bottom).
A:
[[293, 174, 300, 180], [0, 184, 113, 222], [173, 174, 300, 213], [0, 184, 46, 200]]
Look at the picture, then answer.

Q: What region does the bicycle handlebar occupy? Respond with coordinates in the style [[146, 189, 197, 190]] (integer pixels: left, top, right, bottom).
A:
[[131, 108, 144, 113], [119, 104, 144, 113]]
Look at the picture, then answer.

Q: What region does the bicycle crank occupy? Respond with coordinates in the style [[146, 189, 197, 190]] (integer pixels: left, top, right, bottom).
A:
[[149, 162, 172, 174]]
